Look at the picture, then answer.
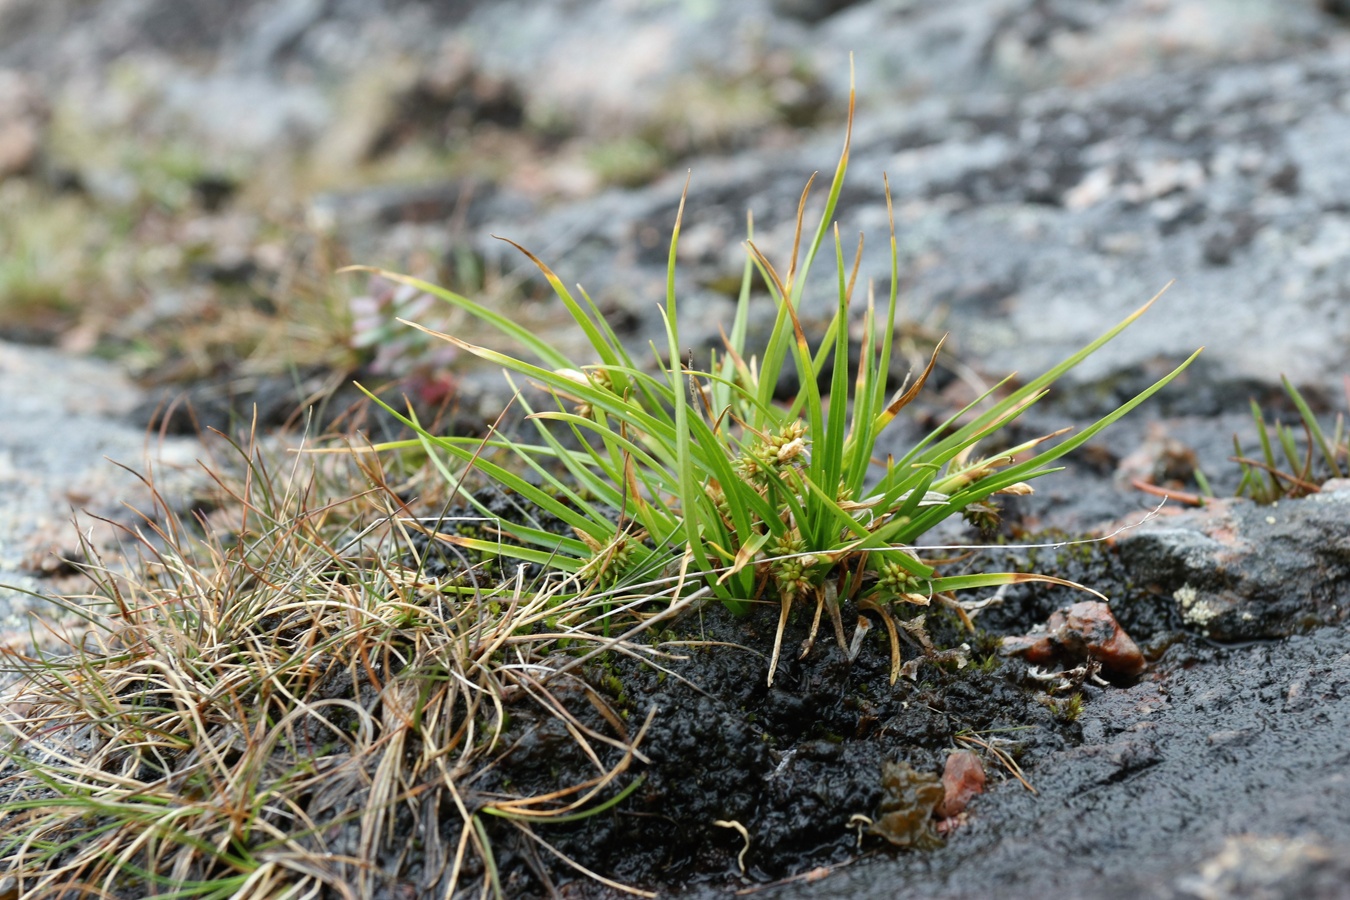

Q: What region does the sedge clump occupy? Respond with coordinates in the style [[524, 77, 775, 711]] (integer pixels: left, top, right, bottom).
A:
[[352, 71, 1200, 685]]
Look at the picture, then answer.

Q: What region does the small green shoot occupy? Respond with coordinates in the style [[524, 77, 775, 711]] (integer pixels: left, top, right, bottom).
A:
[[1234, 375, 1349, 503]]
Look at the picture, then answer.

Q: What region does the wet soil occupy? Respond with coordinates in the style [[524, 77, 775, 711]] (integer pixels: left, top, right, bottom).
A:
[[771, 622, 1350, 900], [413, 496, 1350, 899], [415, 511, 1188, 898], [474, 600, 1072, 897]]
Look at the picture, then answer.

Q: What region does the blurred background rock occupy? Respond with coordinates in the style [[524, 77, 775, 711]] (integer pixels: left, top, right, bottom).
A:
[[0, 0, 1347, 440]]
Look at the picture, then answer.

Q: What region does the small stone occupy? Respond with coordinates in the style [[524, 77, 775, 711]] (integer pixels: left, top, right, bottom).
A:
[[1058, 601, 1146, 676], [1002, 601, 1145, 676], [999, 633, 1057, 665], [937, 750, 985, 818]]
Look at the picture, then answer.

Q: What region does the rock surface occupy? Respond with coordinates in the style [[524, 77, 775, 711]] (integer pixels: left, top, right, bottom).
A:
[[0, 342, 202, 661], [776, 625, 1350, 900], [1117, 490, 1350, 641], [462, 44, 1350, 410]]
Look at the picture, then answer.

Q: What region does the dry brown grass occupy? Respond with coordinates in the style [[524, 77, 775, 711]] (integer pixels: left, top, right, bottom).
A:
[[0, 430, 664, 899]]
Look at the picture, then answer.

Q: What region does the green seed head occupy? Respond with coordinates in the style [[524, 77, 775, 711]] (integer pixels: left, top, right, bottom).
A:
[[769, 528, 815, 599], [736, 421, 810, 484], [877, 558, 923, 595]]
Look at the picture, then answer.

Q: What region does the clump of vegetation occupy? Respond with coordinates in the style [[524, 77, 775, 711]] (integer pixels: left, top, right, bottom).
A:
[[0, 72, 1202, 900], [585, 137, 671, 189], [355, 77, 1199, 684], [0, 179, 132, 342], [1232, 375, 1349, 503], [0, 435, 662, 899]]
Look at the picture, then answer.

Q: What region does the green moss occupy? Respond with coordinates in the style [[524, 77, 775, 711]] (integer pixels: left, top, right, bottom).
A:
[[1043, 692, 1085, 723]]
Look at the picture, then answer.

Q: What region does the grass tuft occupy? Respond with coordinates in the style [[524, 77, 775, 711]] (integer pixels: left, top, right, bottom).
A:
[[0, 429, 657, 898], [345, 66, 1200, 685], [1, 68, 1207, 899]]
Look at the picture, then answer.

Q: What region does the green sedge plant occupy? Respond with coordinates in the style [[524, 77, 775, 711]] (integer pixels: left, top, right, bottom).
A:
[[351, 80, 1201, 684]]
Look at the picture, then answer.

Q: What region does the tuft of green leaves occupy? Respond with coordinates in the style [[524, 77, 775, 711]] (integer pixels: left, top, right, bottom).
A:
[[351, 74, 1200, 683]]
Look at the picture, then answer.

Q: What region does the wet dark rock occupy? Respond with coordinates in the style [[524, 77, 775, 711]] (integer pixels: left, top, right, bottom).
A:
[[307, 178, 496, 232], [135, 367, 354, 435], [376, 57, 525, 151], [771, 0, 865, 23], [1058, 735, 1164, 790], [1115, 490, 1350, 641], [190, 174, 238, 212], [777, 625, 1350, 899]]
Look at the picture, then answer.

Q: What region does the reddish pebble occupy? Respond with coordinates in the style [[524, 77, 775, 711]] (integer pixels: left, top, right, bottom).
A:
[[937, 749, 985, 818], [1058, 601, 1145, 676], [1001, 601, 1146, 676]]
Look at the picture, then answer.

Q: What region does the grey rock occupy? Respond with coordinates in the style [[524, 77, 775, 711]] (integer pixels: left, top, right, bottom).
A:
[[228, 0, 328, 73], [1116, 491, 1350, 641], [467, 44, 1350, 415], [815, 0, 1331, 103], [307, 177, 496, 233], [0, 342, 204, 645], [1173, 835, 1350, 900]]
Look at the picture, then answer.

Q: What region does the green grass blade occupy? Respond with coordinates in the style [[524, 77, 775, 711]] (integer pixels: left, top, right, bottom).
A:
[[1250, 398, 1281, 497], [821, 224, 853, 507], [932, 348, 1204, 509], [928, 571, 1107, 602], [906, 288, 1177, 468], [1283, 374, 1343, 478], [440, 534, 587, 572], [358, 385, 610, 543], [662, 186, 731, 601], [342, 266, 572, 369], [493, 235, 629, 376]]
